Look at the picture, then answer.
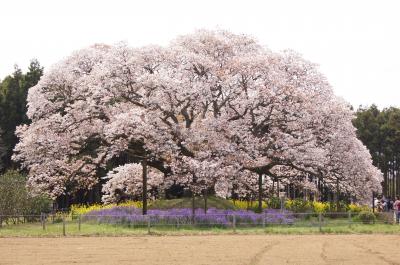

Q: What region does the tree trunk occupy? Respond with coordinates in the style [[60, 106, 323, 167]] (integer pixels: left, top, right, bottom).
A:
[[317, 177, 321, 201], [372, 191, 375, 213], [272, 180, 275, 196], [396, 159, 399, 198], [203, 189, 208, 214], [142, 159, 148, 215], [383, 171, 388, 197], [258, 173, 263, 213], [277, 179, 280, 197], [336, 179, 340, 212], [287, 184, 290, 199], [392, 163, 396, 197], [191, 192, 195, 223]]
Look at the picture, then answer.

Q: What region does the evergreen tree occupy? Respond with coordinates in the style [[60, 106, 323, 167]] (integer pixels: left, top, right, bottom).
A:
[[354, 106, 400, 197], [0, 60, 43, 170]]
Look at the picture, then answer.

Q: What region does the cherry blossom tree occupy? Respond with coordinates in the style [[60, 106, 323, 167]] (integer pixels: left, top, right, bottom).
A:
[[318, 104, 383, 207], [13, 30, 382, 213], [13, 45, 112, 198]]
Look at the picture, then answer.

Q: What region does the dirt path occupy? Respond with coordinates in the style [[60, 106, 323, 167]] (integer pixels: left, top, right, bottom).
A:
[[0, 235, 399, 265]]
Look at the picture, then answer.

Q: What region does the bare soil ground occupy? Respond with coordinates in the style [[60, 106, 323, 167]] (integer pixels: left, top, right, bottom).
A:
[[0, 235, 399, 265]]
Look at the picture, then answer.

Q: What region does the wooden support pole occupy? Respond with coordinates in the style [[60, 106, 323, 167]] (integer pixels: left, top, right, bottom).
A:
[[62, 215, 66, 236], [142, 159, 148, 215]]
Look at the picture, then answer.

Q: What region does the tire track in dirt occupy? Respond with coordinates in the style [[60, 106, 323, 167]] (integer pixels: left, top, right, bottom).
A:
[[352, 242, 399, 265], [248, 241, 279, 265], [320, 242, 329, 264], [320, 241, 341, 265]]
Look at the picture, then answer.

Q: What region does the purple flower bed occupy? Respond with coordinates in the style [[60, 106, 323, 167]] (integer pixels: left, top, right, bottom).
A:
[[82, 207, 295, 227]]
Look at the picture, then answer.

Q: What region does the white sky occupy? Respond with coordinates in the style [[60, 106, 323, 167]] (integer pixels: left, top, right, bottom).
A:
[[1, 0, 399, 109]]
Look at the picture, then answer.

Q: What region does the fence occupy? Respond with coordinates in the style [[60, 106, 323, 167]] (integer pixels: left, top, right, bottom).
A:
[[0, 211, 397, 236]]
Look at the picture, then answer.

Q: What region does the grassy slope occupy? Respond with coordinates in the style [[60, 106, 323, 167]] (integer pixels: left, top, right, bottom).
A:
[[149, 196, 239, 210]]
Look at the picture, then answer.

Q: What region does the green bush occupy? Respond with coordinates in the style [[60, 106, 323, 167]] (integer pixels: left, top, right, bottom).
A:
[[26, 195, 52, 215], [324, 200, 348, 212], [312, 201, 330, 213], [347, 203, 370, 213], [267, 197, 281, 209], [357, 211, 376, 224], [0, 170, 28, 216], [285, 199, 313, 213], [0, 170, 52, 217]]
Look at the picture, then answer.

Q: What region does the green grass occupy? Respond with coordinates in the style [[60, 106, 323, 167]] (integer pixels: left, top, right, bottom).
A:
[[2, 220, 400, 237]]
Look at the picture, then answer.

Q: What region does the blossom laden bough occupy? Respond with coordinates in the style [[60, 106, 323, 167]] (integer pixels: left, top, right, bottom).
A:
[[102, 163, 164, 204]]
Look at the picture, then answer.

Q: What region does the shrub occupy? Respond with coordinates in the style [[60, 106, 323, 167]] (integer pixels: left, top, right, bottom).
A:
[[51, 212, 67, 223], [357, 211, 376, 224], [0, 170, 28, 216], [0, 170, 52, 222], [285, 199, 313, 213], [312, 201, 330, 213], [267, 197, 282, 209], [26, 195, 52, 215], [347, 203, 370, 213], [229, 200, 266, 211]]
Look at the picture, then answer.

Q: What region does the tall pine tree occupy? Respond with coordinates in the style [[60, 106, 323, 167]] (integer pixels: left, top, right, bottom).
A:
[[354, 105, 400, 197], [0, 60, 43, 170]]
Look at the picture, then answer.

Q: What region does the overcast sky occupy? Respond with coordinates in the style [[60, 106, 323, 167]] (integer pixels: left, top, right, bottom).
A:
[[1, 0, 399, 109]]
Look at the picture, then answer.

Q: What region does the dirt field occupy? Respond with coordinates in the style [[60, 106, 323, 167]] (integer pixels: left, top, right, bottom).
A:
[[0, 235, 399, 265]]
